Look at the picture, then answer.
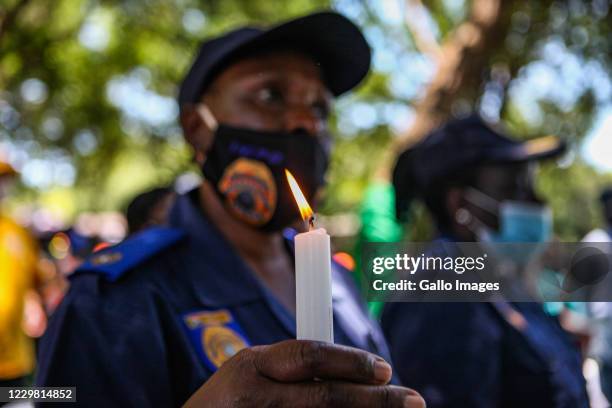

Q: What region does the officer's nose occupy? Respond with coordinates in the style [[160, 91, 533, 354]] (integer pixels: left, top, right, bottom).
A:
[[284, 106, 323, 137]]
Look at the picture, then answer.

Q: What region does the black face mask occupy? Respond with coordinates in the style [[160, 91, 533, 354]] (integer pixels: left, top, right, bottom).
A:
[[202, 123, 329, 232]]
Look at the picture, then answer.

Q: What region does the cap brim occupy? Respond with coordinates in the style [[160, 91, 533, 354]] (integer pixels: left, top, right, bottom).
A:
[[392, 134, 566, 218], [483, 135, 566, 164], [250, 11, 371, 96]]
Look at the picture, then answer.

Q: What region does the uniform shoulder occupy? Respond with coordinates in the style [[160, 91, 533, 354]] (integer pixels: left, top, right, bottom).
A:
[[73, 226, 186, 283]]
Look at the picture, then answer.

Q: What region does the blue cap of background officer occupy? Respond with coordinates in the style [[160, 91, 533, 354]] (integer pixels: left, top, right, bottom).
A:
[[178, 12, 371, 232]]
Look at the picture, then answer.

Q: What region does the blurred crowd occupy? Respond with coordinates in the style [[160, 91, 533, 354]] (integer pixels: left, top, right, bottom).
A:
[[0, 161, 176, 391]]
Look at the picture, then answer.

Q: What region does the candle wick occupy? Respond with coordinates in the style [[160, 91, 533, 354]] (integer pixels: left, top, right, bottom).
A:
[[308, 215, 315, 231]]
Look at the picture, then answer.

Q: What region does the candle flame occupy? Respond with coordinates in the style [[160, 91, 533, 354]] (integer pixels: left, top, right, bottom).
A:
[[285, 169, 314, 223]]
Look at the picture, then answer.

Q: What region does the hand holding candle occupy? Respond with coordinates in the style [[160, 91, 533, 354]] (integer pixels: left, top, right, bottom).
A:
[[285, 170, 334, 343]]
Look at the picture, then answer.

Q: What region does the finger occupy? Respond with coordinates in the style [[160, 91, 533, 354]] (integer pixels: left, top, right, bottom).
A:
[[271, 382, 425, 408], [251, 340, 392, 385]]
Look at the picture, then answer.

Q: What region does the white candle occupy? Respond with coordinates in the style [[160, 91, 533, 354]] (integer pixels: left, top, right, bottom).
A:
[[295, 228, 334, 343], [285, 169, 334, 343]]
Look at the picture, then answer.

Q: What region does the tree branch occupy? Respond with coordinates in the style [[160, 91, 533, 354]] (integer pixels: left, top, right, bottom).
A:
[[404, 0, 442, 60], [393, 0, 515, 153]]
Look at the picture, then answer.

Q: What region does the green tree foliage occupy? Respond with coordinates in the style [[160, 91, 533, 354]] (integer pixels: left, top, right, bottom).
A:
[[0, 0, 610, 241], [0, 0, 328, 215]]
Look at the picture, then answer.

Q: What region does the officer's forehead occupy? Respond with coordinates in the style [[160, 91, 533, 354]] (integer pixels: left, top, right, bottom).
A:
[[204, 50, 329, 94]]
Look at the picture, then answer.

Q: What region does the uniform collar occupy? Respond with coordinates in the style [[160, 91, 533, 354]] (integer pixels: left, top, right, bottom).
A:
[[168, 190, 263, 306]]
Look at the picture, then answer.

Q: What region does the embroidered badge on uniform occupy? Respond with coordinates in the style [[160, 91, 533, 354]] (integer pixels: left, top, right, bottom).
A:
[[182, 309, 250, 372], [90, 251, 123, 265]]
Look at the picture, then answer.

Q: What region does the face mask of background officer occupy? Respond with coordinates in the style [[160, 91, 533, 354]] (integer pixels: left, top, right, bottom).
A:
[[452, 163, 550, 243], [175, 14, 424, 408]]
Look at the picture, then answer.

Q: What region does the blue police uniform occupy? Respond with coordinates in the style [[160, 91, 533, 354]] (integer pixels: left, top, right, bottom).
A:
[[380, 238, 589, 408], [387, 115, 590, 407], [36, 191, 392, 407]]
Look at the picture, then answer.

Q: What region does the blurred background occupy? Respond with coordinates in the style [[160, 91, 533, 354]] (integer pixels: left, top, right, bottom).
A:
[[0, 1, 611, 405], [0, 0, 610, 244]]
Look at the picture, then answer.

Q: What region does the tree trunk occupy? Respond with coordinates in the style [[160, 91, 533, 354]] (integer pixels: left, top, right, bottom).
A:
[[393, 0, 516, 153]]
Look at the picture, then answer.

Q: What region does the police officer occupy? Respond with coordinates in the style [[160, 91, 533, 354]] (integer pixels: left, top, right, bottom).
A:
[[385, 115, 589, 407], [36, 12, 424, 408]]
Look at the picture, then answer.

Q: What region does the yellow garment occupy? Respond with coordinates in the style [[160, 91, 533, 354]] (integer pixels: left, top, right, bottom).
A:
[[0, 216, 39, 379]]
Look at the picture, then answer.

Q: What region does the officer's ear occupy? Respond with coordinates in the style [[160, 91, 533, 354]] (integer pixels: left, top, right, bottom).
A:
[[180, 104, 213, 165], [446, 187, 477, 241], [446, 187, 464, 220]]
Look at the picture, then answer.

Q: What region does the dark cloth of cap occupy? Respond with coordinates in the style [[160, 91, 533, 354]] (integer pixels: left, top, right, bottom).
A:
[[393, 115, 566, 220], [178, 11, 371, 104]]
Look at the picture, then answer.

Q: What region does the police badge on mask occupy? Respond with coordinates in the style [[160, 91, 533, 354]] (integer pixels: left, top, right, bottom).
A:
[[197, 105, 329, 232]]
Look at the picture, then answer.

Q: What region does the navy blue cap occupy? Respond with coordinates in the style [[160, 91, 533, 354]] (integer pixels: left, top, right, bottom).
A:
[[393, 115, 566, 218], [178, 11, 371, 104]]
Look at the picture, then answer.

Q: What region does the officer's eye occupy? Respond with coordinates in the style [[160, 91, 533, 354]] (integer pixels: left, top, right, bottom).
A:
[[255, 86, 284, 106]]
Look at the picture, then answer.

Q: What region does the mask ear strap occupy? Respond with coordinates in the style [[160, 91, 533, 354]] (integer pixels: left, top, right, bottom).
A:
[[464, 187, 499, 215], [197, 104, 218, 132], [455, 207, 488, 234]]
